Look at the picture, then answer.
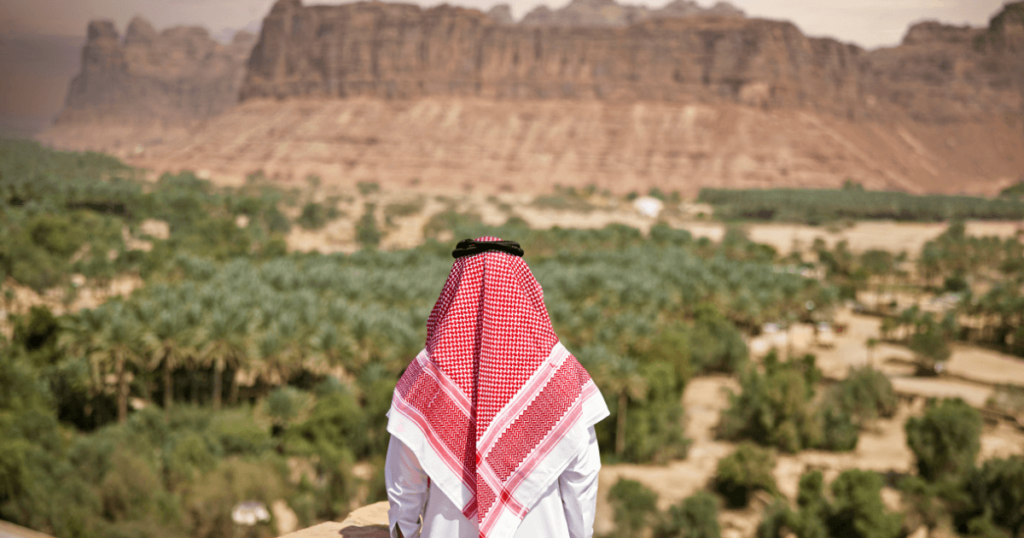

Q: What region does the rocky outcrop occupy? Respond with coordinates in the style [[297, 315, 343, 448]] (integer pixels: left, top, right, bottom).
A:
[[519, 0, 743, 27], [241, 0, 859, 115], [239, 0, 1023, 125], [485, 4, 514, 25], [56, 17, 256, 128], [860, 13, 1024, 124]]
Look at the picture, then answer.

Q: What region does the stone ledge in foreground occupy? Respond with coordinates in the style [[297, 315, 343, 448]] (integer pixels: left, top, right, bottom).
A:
[[280, 501, 389, 538]]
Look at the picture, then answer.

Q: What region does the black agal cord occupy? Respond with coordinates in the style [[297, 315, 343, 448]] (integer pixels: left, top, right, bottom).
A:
[[451, 239, 524, 259]]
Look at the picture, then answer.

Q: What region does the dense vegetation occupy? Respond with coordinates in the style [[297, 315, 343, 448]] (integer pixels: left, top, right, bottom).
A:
[[759, 469, 902, 538], [717, 352, 895, 453], [898, 398, 1024, 538], [0, 140, 293, 291], [0, 141, 843, 536], [3, 140, 1023, 538], [698, 187, 1024, 224]]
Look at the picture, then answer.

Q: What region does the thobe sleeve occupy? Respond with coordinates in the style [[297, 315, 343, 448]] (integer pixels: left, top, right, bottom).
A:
[[557, 426, 602, 538], [385, 436, 429, 538]]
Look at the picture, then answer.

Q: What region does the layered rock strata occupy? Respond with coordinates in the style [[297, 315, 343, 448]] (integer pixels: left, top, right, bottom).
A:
[[240, 0, 1024, 126]]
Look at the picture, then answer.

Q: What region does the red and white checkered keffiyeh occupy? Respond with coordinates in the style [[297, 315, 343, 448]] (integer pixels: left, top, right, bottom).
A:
[[387, 237, 608, 538]]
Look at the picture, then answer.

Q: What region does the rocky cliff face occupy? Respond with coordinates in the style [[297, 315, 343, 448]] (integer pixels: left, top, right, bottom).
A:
[[240, 0, 1023, 125], [43, 0, 1024, 195], [56, 17, 256, 128]]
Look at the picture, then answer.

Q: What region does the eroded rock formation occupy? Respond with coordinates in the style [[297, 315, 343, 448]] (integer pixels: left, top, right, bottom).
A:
[[56, 17, 256, 128], [43, 1, 1024, 195], [240, 0, 1023, 126]]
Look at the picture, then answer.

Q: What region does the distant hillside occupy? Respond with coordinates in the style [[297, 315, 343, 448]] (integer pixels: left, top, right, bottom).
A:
[[38, 1, 1024, 195]]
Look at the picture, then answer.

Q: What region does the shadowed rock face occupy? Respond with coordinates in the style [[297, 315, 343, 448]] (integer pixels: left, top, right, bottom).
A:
[[240, 0, 1023, 125], [58, 17, 257, 127]]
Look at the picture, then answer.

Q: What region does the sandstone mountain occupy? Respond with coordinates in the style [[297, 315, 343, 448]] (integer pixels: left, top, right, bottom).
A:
[[240, 0, 1022, 125], [40, 17, 256, 152], [41, 1, 1024, 195]]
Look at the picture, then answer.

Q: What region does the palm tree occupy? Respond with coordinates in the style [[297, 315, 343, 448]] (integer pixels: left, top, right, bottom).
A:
[[58, 308, 106, 422], [200, 305, 248, 411], [596, 352, 647, 457], [149, 308, 194, 409], [95, 302, 151, 423]]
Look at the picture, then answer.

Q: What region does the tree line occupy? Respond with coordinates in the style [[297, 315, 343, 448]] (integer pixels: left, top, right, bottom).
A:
[[698, 185, 1024, 224]]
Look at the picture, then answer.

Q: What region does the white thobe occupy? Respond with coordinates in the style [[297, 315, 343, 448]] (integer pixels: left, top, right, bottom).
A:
[[386, 426, 601, 538]]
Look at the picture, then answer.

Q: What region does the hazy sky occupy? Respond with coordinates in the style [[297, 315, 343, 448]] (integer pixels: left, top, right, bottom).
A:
[[0, 0, 1011, 49]]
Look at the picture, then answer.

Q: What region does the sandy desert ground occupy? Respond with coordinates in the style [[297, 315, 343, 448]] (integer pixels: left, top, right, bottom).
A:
[[276, 187, 1022, 257], [2, 187, 1020, 537], [595, 311, 1024, 535]]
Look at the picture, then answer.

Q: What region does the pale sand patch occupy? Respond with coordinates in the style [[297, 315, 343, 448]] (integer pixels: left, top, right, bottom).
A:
[[947, 344, 1024, 387], [889, 377, 992, 408]]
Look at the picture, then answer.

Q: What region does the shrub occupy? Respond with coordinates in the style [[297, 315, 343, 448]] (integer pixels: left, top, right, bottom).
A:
[[816, 367, 895, 451], [820, 366, 897, 451], [655, 491, 720, 538], [264, 205, 291, 233], [908, 330, 951, 376], [356, 181, 380, 196], [608, 478, 659, 535], [717, 353, 823, 453], [689, 305, 748, 374], [624, 361, 691, 464], [828, 470, 902, 538], [296, 202, 339, 230], [284, 391, 368, 458], [266, 386, 308, 430], [164, 431, 218, 489], [261, 235, 289, 258], [957, 456, 1024, 538], [757, 498, 796, 538], [817, 402, 859, 452], [827, 367, 898, 425], [641, 323, 693, 390], [905, 398, 982, 482], [98, 450, 164, 522], [768, 471, 831, 538], [384, 200, 424, 221], [758, 470, 901, 538], [356, 203, 382, 249], [422, 209, 482, 240], [897, 475, 948, 531], [208, 410, 273, 456], [715, 442, 777, 508]]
